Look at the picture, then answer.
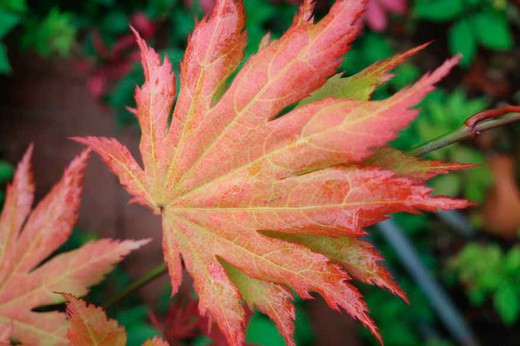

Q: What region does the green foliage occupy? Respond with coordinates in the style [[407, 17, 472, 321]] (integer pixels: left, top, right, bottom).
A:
[[0, 160, 14, 185], [414, 0, 514, 67], [21, 8, 77, 57], [115, 305, 162, 345], [0, 0, 26, 73], [358, 213, 452, 345], [449, 244, 520, 325], [394, 89, 492, 202], [246, 300, 314, 346], [0, 160, 14, 208]]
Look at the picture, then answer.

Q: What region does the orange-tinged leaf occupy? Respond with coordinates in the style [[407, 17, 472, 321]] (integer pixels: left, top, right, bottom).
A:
[[0, 148, 148, 345], [62, 294, 169, 346], [62, 293, 127, 346], [268, 233, 407, 302], [77, 1, 473, 344]]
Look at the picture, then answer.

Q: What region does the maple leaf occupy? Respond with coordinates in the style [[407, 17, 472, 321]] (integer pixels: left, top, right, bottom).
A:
[[0, 146, 149, 345], [61, 293, 168, 346], [76, 0, 472, 344]]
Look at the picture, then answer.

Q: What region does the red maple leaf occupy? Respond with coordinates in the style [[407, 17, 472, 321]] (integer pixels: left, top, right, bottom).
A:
[[76, 1, 471, 344]]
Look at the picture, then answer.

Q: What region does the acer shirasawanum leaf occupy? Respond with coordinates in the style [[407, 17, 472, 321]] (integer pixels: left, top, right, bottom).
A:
[[76, 0, 472, 344], [60, 293, 167, 346], [0, 147, 149, 345]]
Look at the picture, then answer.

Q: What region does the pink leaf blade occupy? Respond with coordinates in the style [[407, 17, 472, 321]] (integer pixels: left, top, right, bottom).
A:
[[176, 166, 470, 237], [166, 0, 247, 189], [170, 213, 380, 343], [0, 145, 34, 279], [223, 262, 296, 346], [72, 136, 153, 208], [173, 56, 458, 198], [173, 0, 366, 194], [131, 29, 176, 181], [0, 239, 149, 310], [0, 322, 13, 344], [275, 234, 407, 302], [10, 150, 89, 275], [162, 225, 184, 297], [168, 218, 246, 345], [293, 0, 316, 25], [0, 309, 68, 345]]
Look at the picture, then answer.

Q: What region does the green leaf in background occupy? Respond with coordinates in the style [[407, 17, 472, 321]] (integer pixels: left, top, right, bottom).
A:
[[0, 43, 11, 73], [450, 243, 520, 324], [246, 313, 285, 346], [472, 10, 513, 51], [115, 305, 162, 345], [448, 19, 477, 68], [146, 0, 176, 19], [0, 161, 14, 184], [21, 8, 76, 57], [100, 11, 128, 35], [413, 0, 464, 22], [246, 301, 314, 346], [494, 282, 520, 325], [1, 0, 26, 12], [390, 63, 421, 90], [0, 8, 20, 38]]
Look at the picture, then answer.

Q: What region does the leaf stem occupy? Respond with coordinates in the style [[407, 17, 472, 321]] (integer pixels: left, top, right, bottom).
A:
[[104, 263, 168, 309], [409, 111, 520, 156]]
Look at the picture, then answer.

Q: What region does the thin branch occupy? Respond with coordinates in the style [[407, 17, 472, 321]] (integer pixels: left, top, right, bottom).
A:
[[104, 263, 168, 309], [410, 110, 520, 157]]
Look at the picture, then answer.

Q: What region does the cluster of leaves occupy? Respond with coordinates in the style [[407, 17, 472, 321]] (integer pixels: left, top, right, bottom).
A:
[[0, 0, 27, 73], [448, 243, 520, 325], [0, 0, 77, 73], [413, 0, 514, 67], [0, 147, 147, 344]]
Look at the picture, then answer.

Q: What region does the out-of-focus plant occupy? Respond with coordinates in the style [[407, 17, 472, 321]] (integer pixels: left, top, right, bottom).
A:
[[0, 159, 14, 207], [0, 0, 27, 73], [366, 0, 407, 32], [0, 0, 78, 73], [394, 89, 492, 202], [78, 13, 156, 99], [20, 8, 76, 57], [152, 288, 314, 345], [448, 243, 520, 325], [413, 0, 514, 67], [358, 213, 453, 345]]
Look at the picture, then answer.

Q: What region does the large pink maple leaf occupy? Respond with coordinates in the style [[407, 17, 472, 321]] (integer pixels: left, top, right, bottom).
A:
[[76, 0, 470, 344]]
